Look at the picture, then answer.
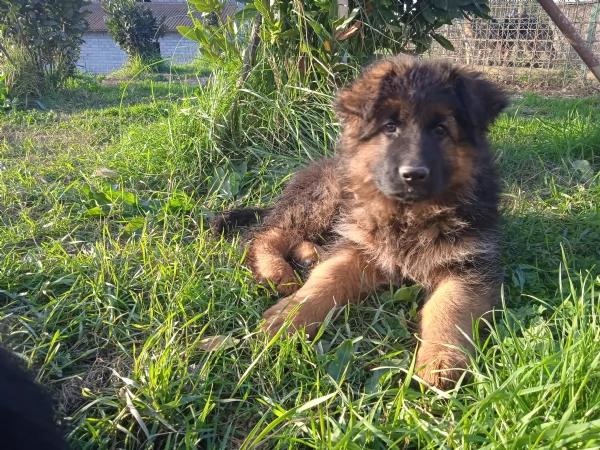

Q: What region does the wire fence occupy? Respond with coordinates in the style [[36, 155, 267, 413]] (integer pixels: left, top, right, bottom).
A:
[[426, 0, 600, 92]]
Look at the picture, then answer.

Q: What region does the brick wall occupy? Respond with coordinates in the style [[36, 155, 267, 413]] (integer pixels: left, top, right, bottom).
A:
[[78, 32, 127, 74], [160, 34, 200, 64], [78, 32, 199, 74]]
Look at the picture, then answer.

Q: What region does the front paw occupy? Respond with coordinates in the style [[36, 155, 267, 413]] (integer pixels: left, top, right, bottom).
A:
[[261, 296, 319, 338], [414, 343, 470, 390]]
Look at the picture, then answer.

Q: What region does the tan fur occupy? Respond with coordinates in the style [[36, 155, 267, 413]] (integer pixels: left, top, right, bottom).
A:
[[262, 245, 384, 337], [289, 241, 323, 268]]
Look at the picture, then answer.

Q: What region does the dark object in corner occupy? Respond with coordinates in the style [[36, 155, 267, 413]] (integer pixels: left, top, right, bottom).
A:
[[0, 345, 68, 450]]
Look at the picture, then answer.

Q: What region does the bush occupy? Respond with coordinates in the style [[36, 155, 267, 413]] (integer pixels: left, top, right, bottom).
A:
[[0, 42, 43, 99], [102, 0, 166, 64], [0, 0, 89, 98], [0, 72, 9, 109], [181, 0, 491, 84]]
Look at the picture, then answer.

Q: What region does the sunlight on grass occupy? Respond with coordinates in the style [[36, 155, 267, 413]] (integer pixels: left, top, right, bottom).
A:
[[1, 64, 599, 448]]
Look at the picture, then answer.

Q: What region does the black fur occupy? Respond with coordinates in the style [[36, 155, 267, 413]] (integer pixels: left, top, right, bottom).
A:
[[0, 345, 68, 450], [209, 207, 271, 236]]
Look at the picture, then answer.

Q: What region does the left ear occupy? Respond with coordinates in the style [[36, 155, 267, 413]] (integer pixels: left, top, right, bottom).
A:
[[453, 70, 509, 130]]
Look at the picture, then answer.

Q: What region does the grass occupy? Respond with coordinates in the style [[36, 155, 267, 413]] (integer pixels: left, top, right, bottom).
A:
[[1, 64, 600, 449]]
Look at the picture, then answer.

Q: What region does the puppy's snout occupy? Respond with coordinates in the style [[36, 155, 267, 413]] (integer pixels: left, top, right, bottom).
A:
[[399, 166, 430, 184]]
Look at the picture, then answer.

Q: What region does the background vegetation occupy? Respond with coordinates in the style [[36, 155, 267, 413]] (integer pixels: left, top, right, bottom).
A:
[[1, 61, 599, 448], [102, 0, 166, 68], [0, 0, 599, 448], [0, 0, 89, 98], [180, 0, 491, 87]]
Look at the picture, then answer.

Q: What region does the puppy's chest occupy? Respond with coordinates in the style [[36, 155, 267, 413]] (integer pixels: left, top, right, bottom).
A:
[[336, 208, 479, 280]]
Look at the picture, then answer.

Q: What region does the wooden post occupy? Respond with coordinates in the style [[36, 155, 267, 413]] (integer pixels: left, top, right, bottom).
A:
[[536, 0, 600, 82], [462, 19, 474, 66], [581, 0, 600, 78]]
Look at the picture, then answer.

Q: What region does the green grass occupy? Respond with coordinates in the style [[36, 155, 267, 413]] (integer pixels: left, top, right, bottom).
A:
[[1, 68, 600, 449]]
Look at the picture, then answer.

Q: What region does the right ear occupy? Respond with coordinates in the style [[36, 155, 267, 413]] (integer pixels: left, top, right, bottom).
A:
[[334, 56, 414, 132]]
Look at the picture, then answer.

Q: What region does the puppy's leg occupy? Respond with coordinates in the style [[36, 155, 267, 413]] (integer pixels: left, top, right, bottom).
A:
[[415, 277, 494, 390], [246, 228, 302, 296], [246, 158, 341, 295], [261, 246, 383, 337]]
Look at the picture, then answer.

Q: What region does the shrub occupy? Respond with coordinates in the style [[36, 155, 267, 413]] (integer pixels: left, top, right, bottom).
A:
[[102, 0, 166, 64], [0, 0, 89, 97], [0, 72, 9, 109], [0, 42, 42, 100], [180, 0, 491, 84]]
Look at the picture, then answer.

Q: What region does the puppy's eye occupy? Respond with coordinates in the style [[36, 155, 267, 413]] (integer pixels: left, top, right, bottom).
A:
[[383, 122, 397, 134], [433, 124, 448, 136]]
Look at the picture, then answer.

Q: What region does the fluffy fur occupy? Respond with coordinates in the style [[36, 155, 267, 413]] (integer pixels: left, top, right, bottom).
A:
[[211, 56, 509, 389], [0, 345, 68, 450]]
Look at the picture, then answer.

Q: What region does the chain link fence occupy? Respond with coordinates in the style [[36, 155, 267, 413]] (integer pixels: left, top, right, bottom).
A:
[[426, 0, 600, 93]]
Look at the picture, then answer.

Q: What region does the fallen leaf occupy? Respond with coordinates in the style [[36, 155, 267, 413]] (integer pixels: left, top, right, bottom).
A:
[[572, 159, 593, 178], [197, 335, 239, 351], [93, 168, 119, 178], [335, 21, 362, 41]]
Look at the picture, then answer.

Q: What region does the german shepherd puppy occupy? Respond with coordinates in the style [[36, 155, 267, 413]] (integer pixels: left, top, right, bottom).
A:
[[211, 56, 508, 389]]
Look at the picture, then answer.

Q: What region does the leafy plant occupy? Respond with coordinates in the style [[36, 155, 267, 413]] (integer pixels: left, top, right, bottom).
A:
[[102, 0, 166, 63], [0, 71, 9, 109], [180, 0, 491, 83], [0, 0, 89, 97], [177, 0, 243, 69]]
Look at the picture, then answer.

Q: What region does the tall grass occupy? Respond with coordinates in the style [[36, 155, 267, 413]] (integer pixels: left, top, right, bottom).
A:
[[1, 59, 600, 448]]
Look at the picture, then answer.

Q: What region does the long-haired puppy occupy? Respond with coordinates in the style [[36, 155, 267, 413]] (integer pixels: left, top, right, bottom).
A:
[[211, 56, 508, 389]]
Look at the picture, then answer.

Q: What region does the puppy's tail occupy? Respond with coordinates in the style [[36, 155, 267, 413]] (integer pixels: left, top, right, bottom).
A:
[[209, 207, 271, 236]]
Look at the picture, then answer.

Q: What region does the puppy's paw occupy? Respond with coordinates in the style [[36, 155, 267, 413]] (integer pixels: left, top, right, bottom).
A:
[[290, 241, 324, 270], [255, 264, 301, 296], [414, 344, 470, 390], [261, 296, 318, 338]]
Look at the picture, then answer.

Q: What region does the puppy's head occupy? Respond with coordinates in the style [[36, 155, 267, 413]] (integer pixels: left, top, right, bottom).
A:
[[335, 56, 508, 205]]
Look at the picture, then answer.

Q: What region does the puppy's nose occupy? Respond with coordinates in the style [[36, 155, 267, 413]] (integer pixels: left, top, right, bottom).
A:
[[399, 166, 430, 184]]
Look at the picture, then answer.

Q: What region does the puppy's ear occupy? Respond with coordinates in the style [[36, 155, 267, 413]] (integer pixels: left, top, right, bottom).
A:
[[454, 70, 508, 130], [334, 61, 395, 126], [334, 82, 366, 127], [335, 57, 413, 133]]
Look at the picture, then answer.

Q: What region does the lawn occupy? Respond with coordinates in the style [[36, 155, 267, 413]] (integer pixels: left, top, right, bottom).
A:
[[1, 67, 600, 449]]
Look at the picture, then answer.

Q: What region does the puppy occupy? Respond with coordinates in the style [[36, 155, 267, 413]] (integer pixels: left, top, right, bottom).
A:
[[212, 56, 508, 389]]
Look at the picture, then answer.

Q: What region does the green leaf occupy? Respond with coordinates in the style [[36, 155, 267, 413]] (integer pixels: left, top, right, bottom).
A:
[[365, 368, 390, 394], [431, 33, 455, 51], [386, 24, 404, 33], [421, 7, 436, 24], [253, 0, 272, 22], [328, 0, 338, 22], [234, 5, 259, 21], [177, 25, 197, 41], [188, 0, 219, 13], [123, 217, 145, 234], [327, 340, 355, 383], [393, 284, 422, 302], [84, 206, 107, 217]]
